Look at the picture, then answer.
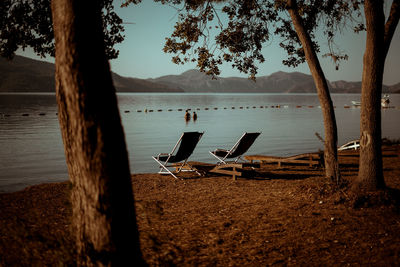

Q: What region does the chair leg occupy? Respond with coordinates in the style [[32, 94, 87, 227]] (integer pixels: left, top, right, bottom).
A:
[[152, 157, 180, 179], [209, 151, 227, 165]]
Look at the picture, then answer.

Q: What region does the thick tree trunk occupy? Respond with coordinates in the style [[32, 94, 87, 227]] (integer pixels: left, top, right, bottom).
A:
[[51, 0, 144, 265], [355, 0, 386, 191], [287, 0, 339, 182]]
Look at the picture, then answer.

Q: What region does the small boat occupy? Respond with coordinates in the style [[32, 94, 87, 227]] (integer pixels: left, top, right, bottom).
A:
[[381, 94, 390, 108], [338, 140, 360, 151], [351, 94, 390, 108]]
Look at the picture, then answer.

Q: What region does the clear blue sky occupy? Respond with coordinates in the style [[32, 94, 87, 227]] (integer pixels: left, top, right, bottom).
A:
[[18, 1, 400, 85]]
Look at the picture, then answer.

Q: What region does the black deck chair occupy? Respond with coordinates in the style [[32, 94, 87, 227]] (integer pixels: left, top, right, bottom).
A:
[[152, 132, 204, 179], [210, 132, 261, 164]]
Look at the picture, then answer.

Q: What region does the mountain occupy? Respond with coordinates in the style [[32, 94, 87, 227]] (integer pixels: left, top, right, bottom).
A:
[[151, 69, 397, 93], [0, 56, 55, 92], [0, 56, 183, 93], [150, 69, 320, 93], [1, 56, 398, 93], [388, 82, 400, 93]]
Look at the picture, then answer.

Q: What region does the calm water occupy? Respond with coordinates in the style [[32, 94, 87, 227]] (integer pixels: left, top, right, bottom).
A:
[[1, 93, 400, 192]]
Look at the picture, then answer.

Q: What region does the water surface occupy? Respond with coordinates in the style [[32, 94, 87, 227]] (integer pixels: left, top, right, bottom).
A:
[[1, 93, 399, 192]]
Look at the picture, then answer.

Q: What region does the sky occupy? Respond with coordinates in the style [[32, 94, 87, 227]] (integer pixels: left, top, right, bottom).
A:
[[18, 1, 400, 85]]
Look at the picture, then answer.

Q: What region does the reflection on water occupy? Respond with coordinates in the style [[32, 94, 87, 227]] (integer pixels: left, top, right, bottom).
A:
[[1, 93, 400, 192]]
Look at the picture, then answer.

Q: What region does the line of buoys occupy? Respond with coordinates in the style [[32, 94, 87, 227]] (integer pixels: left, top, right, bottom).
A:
[[129, 105, 400, 113], [4, 104, 400, 119]]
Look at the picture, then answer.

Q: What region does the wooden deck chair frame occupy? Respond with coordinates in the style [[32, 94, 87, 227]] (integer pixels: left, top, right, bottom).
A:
[[209, 132, 261, 165], [152, 132, 204, 179]]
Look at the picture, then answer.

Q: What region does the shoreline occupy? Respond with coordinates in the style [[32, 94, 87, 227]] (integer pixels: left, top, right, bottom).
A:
[[1, 145, 400, 265]]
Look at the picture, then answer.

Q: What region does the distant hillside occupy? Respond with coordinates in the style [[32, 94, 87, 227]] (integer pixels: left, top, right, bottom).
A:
[[1, 56, 398, 93], [0, 56, 183, 93], [149, 69, 317, 93], [388, 82, 400, 93], [151, 69, 396, 93], [0, 56, 55, 92]]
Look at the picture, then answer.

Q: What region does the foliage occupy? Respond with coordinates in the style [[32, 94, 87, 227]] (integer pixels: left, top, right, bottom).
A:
[[0, 0, 124, 59], [124, 0, 364, 78]]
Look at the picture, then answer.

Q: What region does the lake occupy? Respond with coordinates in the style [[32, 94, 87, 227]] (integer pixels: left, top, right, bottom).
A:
[[1, 93, 399, 193]]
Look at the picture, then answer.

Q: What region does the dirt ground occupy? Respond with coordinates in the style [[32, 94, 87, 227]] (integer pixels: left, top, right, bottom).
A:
[[1, 145, 400, 266]]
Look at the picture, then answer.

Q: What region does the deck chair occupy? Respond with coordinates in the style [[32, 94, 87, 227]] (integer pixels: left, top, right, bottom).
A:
[[210, 132, 261, 164], [152, 131, 204, 179]]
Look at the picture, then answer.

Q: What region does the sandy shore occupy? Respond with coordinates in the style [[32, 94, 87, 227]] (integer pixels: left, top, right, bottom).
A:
[[1, 145, 400, 265]]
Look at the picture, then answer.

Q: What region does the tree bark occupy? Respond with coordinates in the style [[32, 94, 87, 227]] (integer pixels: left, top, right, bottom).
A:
[[355, 1, 387, 191], [287, 0, 339, 182], [51, 0, 144, 265]]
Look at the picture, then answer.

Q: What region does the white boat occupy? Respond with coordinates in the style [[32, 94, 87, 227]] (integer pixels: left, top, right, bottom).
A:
[[351, 94, 390, 108], [381, 94, 390, 108]]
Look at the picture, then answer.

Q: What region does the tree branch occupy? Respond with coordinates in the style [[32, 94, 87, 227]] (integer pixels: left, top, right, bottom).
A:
[[383, 0, 400, 58]]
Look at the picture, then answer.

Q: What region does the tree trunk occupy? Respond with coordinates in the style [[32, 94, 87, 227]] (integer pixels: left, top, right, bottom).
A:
[[51, 0, 144, 265], [355, 0, 386, 191], [287, 0, 339, 182]]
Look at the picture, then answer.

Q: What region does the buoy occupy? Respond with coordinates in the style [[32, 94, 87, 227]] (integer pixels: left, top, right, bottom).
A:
[[239, 107, 243, 109], [22, 114, 29, 116], [205, 108, 209, 110], [124, 110, 130, 113], [137, 110, 142, 112], [260, 106, 264, 108], [148, 109, 154, 112], [168, 109, 173, 111], [39, 113, 46, 116], [232, 107, 235, 109], [157, 109, 162, 112], [177, 108, 183, 111], [214, 107, 218, 110]]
